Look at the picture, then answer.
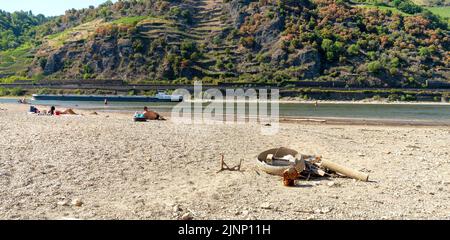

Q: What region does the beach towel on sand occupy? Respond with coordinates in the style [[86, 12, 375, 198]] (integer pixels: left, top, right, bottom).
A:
[[134, 113, 147, 122]]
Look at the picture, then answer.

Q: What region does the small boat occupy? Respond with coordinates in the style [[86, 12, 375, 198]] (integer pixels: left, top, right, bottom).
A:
[[32, 92, 183, 102], [256, 147, 306, 176]]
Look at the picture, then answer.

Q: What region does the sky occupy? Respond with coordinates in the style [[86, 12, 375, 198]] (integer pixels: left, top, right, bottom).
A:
[[0, 0, 117, 16]]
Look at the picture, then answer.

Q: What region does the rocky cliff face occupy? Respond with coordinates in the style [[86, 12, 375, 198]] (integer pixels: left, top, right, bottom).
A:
[[19, 0, 450, 87]]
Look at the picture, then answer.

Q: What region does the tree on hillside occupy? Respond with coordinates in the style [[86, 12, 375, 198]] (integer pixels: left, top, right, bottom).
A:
[[0, 10, 49, 51]]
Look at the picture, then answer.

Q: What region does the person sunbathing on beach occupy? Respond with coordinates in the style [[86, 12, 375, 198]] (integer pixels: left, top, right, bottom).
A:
[[53, 108, 77, 115], [60, 109, 77, 115], [143, 107, 165, 120]]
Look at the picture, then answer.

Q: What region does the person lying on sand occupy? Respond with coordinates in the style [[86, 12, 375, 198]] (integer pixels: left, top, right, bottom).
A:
[[143, 107, 165, 120], [59, 109, 77, 115]]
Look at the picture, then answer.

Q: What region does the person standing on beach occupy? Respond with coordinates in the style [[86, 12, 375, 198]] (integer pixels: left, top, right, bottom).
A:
[[104, 99, 108, 105]]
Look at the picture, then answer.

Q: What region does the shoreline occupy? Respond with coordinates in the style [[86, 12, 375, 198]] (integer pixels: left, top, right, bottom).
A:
[[280, 116, 450, 127], [2, 102, 449, 128], [1, 95, 450, 105], [188, 99, 450, 106], [277, 99, 450, 105]]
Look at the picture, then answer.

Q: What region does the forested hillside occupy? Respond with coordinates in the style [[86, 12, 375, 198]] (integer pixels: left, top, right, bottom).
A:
[[0, 0, 449, 88], [0, 10, 48, 51]]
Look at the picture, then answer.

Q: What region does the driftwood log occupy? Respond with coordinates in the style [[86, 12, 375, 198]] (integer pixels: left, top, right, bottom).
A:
[[320, 160, 369, 182]]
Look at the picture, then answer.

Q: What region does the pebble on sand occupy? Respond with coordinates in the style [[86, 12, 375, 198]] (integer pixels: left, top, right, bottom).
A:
[[181, 212, 193, 220], [173, 205, 182, 212], [314, 207, 332, 214], [71, 199, 83, 207], [57, 200, 69, 206], [260, 203, 272, 209], [327, 181, 336, 187]]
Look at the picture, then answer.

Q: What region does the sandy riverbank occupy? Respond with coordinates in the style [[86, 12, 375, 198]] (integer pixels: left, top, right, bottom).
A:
[[0, 103, 449, 220]]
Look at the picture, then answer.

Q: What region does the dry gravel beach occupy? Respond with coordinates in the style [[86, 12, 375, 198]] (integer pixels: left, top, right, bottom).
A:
[[0, 103, 449, 220]]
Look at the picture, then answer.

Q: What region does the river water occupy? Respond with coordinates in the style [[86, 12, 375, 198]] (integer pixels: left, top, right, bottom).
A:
[[1, 98, 450, 123]]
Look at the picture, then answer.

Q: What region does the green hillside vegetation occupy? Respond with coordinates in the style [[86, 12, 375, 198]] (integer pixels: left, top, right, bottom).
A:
[[412, 0, 450, 6], [44, 19, 106, 48], [356, 0, 450, 7], [0, 0, 449, 88], [0, 10, 48, 51], [357, 4, 412, 16], [112, 16, 149, 25], [426, 6, 450, 18], [356, 0, 450, 24], [0, 43, 33, 77], [355, 0, 427, 14]]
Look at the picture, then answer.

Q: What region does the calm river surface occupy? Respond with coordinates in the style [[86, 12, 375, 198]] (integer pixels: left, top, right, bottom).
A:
[[1, 98, 450, 123]]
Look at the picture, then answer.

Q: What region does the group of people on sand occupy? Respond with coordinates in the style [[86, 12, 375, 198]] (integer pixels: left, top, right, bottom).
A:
[[29, 106, 77, 116], [27, 103, 164, 120]]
